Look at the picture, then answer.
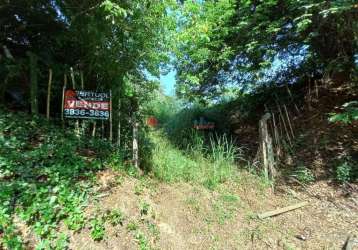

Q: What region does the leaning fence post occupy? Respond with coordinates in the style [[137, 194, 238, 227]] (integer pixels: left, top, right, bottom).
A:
[[259, 113, 276, 180]]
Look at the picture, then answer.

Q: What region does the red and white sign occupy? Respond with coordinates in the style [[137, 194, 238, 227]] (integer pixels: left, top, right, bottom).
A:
[[63, 90, 111, 120]]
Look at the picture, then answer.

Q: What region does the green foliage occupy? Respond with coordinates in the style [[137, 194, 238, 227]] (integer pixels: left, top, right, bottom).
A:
[[105, 209, 124, 226], [0, 224, 23, 250], [329, 101, 358, 124], [134, 183, 145, 196], [0, 110, 120, 249], [134, 231, 151, 250], [146, 221, 160, 239], [290, 166, 315, 184], [335, 160, 357, 183], [151, 130, 239, 189], [212, 192, 240, 224], [173, 0, 357, 101], [139, 201, 150, 216], [90, 216, 106, 241], [126, 221, 139, 231], [0, 0, 177, 159], [145, 90, 181, 124]]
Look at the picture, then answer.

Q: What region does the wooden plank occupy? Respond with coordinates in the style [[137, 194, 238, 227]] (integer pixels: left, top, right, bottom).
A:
[[258, 201, 308, 219]]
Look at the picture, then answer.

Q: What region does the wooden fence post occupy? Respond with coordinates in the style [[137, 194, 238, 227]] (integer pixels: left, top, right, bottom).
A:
[[70, 67, 80, 137], [117, 97, 121, 147], [259, 113, 276, 180], [109, 90, 113, 142], [61, 73, 67, 127], [80, 71, 85, 134], [92, 122, 97, 137], [132, 114, 139, 170], [28, 52, 38, 115], [46, 68, 53, 120]]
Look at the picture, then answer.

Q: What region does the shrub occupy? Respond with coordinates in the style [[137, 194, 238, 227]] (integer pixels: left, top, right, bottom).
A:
[[290, 166, 315, 184], [0, 109, 123, 248], [336, 162, 353, 183]]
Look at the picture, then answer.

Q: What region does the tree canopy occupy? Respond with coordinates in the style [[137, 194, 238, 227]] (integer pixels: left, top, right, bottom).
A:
[[173, 0, 358, 102]]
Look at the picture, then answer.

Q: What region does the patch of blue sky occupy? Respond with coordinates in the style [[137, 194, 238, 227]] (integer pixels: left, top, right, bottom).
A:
[[144, 69, 176, 96]]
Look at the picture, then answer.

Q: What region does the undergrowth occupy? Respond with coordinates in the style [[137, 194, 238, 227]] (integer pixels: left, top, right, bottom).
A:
[[0, 110, 119, 249], [151, 130, 241, 189]]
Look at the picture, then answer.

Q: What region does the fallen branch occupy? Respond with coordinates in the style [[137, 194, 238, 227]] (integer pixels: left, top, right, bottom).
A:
[[258, 201, 308, 219]]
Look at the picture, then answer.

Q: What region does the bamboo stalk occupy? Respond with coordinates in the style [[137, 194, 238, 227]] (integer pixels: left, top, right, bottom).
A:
[[70, 67, 80, 137], [70, 67, 76, 89], [101, 121, 104, 139], [61, 73, 68, 126], [277, 102, 292, 146], [272, 112, 281, 158], [308, 78, 312, 111], [117, 97, 121, 147], [80, 71, 85, 134], [46, 69, 53, 120], [285, 84, 300, 114], [28, 52, 38, 115], [92, 122, 97, 137], [80, 71, 84, 89], [109, 90, 113, 142], [283, 104, 295, 139]]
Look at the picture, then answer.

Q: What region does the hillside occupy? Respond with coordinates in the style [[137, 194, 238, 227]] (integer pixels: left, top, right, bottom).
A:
[[1, 1, 357, 249], [0, 110, 357, 249]]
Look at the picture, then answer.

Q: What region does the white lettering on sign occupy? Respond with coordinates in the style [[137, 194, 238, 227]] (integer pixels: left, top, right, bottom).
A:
[[63, 89, 111, 120]]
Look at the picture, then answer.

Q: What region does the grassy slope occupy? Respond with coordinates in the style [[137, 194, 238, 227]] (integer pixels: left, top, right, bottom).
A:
[[1, 110, 356, 250], [0, 110, 116, 249], [150, 130, 238, 188]]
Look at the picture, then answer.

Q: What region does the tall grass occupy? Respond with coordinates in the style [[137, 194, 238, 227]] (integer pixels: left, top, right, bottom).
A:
[[151, 130, 241, 189]]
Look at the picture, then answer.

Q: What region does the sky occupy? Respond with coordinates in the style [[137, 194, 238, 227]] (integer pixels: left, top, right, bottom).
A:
[[160, 70, 176, 96]]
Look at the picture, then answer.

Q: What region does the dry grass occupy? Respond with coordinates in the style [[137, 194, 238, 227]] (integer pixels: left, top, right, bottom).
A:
[[64, 170, 358, 250]]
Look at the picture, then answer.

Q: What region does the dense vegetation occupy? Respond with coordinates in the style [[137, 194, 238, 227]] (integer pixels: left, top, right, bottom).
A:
[[0, 0, 357, 249], [0, 110, 117, 248], [174, 0, 357, 101]]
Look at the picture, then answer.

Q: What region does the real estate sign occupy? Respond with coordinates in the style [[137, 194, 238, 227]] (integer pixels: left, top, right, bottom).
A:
[[63, 90, 111, 120]]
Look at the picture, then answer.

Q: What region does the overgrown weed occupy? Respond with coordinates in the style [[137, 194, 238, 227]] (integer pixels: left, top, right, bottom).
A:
[[0, 110, 123, 249], [151, 130, 242, 189]]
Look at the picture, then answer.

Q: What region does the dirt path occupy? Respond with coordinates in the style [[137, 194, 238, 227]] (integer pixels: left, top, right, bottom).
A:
[[66, 170, 358, 250]]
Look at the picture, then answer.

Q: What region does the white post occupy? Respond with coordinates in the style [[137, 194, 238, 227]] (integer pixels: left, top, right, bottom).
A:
[[132, 114, 139, 169]]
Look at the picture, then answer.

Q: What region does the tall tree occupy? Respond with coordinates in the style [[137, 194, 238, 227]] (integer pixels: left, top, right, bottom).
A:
[[173, 0, 358, 102]]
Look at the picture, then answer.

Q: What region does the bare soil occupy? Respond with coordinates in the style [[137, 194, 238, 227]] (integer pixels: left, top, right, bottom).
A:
[[65, 169, 358, 250]]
